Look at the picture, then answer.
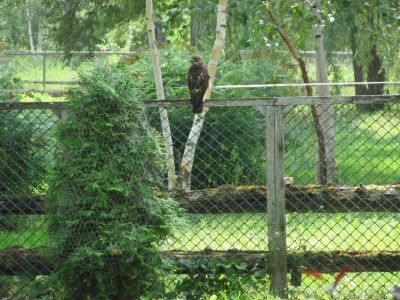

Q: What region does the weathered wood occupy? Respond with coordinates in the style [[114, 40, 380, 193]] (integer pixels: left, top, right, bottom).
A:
[[0, 246, 53, 275], [0, 101, 67, 110], [313, 5, 338, 184], [266, 106, 287, 295], [2, 246, 400, 276], [168, 184, 400, 213], [168, 249, 400, 274], [3, 184, 400, 215], [0, 95, 399, 110], [0, 195, 45, 214], [143, 95, 400, 108]]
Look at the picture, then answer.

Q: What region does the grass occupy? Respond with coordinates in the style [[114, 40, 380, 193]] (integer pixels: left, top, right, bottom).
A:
[[285, 104, 400, 185], [0, 216, 48, 249], [2, 56, 400, 298], [2, 104, 400, 298]]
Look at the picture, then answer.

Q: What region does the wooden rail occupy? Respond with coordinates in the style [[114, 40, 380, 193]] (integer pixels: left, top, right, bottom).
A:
[[0, 95, 400, 106], [2, 246, 400, 276], [3, 184, 400, 215]]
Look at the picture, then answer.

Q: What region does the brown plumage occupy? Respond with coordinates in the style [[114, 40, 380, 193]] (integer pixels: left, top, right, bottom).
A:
[[187, 54, 210, 114]]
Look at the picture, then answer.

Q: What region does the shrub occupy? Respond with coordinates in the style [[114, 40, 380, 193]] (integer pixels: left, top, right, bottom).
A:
[[0, 67, 49, 232], [46, 64, 181, 299]]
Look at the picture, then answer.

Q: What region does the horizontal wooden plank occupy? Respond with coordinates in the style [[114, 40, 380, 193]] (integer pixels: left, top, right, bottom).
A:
[[0, 101, 67, 110], [3, 184, 400, 215], [0, 95, 399, 110], [168, 249, 400, 274], [1, 246, 399, 275], [143, 95, 400, 108]]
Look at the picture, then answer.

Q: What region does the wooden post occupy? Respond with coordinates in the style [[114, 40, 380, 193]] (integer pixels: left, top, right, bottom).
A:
[[42, 53, 46, 90], [312, 1, 338, 184], [266, 106, 287, 298]]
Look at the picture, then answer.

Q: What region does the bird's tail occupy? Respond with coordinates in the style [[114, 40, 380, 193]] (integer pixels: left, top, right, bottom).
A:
[[192, 96, 204, 114]]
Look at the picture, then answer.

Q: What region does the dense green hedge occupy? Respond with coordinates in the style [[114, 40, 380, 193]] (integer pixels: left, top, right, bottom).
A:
[[46, 64, 181, 299]]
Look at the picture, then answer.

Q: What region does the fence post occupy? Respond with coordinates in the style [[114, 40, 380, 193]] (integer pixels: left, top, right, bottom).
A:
[[265, 105, 287, 298], [42, 53, 46, 90]]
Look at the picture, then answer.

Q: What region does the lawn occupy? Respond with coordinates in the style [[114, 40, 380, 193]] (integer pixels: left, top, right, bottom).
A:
[[1, 56, 400, 298]]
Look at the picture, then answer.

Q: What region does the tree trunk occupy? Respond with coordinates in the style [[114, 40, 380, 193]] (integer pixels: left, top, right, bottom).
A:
[[179, 0, 228, 190], [24, 0, 35, 53], [312, 2, 338, 184], [146, 0, 177, 189], [126, 23, 135, 51], [190, 14, 204, 51], [37, 6, 45, 52], [351, 33, 386, 111], [3, 246, 400, 276], [4, 183, 400, 215], [266, 8, 328, 185], [190, 15, 196, 48]]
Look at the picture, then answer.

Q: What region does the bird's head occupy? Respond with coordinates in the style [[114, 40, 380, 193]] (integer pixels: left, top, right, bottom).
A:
[[191, 54, 203, 65]]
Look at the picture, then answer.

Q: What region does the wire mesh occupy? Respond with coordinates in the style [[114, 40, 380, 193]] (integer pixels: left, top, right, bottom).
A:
[[0, 108, 58, 298], [0, 100, 399, 298], [284, 103, 400, 298]]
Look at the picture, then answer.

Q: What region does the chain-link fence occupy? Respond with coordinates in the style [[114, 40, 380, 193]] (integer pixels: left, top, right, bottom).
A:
[[1, 51, 138, 92], [1, 97, 400, 299], [0, 105, 59, 298]]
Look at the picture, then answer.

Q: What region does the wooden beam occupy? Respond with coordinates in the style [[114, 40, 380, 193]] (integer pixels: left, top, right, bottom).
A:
[[0, 195, 45, 214], [143, 95, 400, 108], [167, 184, 400, 213], [2, 183, 400, 215], [2, 246, 400, 276], [0, 95, 399, 110], [0, 101, 67, 110], [168, 249, 400, 274], [266, 106, 287, 296]]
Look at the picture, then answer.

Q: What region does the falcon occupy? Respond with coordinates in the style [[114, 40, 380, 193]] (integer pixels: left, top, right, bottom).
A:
[[187, 54, 210, 114]]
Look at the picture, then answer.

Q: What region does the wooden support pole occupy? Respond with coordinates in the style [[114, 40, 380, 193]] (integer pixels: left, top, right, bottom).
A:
[[42, 53, 46, 90], [266, 106, 287, 298]]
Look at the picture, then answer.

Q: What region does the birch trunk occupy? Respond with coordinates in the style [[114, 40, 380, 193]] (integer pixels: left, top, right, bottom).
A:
[[312, 1, 338, 183], [179, 0, 228, 190], [24, 0, 35, 53], [126, 23, 135, 51], [146, 0, 177, 189], [37, 8, 45, 52]]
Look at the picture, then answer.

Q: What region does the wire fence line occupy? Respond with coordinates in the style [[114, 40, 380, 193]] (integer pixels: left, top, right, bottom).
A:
[[3, 50, 399, 98], [0, 96, 400, 298]]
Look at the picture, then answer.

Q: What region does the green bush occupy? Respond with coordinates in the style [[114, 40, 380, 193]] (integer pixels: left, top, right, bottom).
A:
[[171, 257, 268, 299], [46, 64, 181, 299], [136, 50, 294, 189], [0, 67, 49, 232]]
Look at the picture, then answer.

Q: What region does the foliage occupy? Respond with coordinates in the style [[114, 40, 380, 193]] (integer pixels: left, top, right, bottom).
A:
[[138, 50, 294, 189], [46, 64, 181, 299], [0, 68, 47, 195], [170, 256, 267, 299], [324, 0, 400, 74], [43, 0, 145, 55], [148, 106, 267, 189]]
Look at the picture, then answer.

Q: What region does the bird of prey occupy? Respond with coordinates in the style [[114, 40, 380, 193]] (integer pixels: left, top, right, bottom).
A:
[[187, 54, 210, 114]]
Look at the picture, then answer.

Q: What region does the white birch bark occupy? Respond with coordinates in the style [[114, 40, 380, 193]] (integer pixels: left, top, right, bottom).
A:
[[126, 23, 135, 51], [37, 8, 45, 52], [313, 1, 338, 183], [24, 0, 35, 53], [180, 0, 228, 190], [146, 0, 177, 189]]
